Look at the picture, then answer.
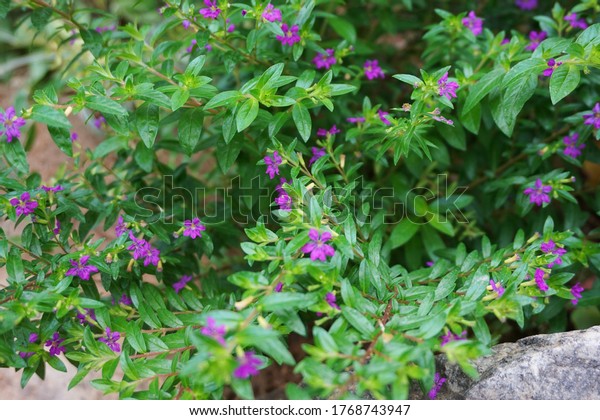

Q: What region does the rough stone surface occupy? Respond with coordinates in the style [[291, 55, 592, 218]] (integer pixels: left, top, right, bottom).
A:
[[435, 326, 600, 400]]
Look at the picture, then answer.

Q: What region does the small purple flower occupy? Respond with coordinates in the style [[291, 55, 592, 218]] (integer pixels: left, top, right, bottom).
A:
[[308, 147, 326, 167], [242, 10, 247, 17], [437, 72, 459, 101], [10, 192, 38, 216], [76, 308, 96, 325], [462, 11, 483, 36], [264, 151, 282, 179], [571, 283, 584, 305], [65, 255, 99, 281], [313, 49, 336, 70], [183, 218, 206, 239], [274, 191, 292, 211], [540, 239, 557, 254], [489, 279, 505, 297], [347, 116, 366, 124], [515, 0, 537, 10], [29, 333, 39, 343], [173, 275, 193, 294], [364, 60, 385, 80], [199, 0, 221, 20], [98, 328, 121, 352], [317, 125, 341, 137], [534, 268, 549, 292], [182, 19, 191, 29], [0, 106, 27, 142], [564, 13, 588, 30], [543, 59, 562, 77], [563, 133, 585, 158], [426, 261, 434, 267], [45, 332, 66, 356], [119, 294, 133, 306], [274, 282, 284, 292], [325, 292, 340, 310], [142, 246, 160, 267], [41, 185, 64, 193], [276, 24, 301, 46], [227, 23, 235, 33], [428, 373, 446, 399], [301, 229, 335, 261], [70, 132, 78, 142], [186, 39, 197, 53], [440, 331, 467, 346], [547, 247, 567, 268], [262, 4, 282, 22], [378, 110, 392, 126], [583, 103, 600, 129], [93, 115, 106, 129], [128, 232, 149, 260], [52, 220, 61, 235], [526, 31, 547, 51], [233, 351, 262, 379], [115, 215, 127, 236], [523, 178, 552, 206], [201, 317, 226, 345], [431, 114, 454, 126]]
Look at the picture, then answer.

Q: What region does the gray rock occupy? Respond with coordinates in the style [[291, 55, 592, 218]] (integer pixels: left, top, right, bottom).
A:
[[435, 326, 600, 399]]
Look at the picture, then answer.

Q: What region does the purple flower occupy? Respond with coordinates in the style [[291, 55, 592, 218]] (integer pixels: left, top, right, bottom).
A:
[[489, 279, 505, 297], [182, 19, 191, 29], [264, 151, 282, 179], [426, 261, 434, 267], [378, 110, 392, 125], [364, 60, 385, 80], [98, 328, 121, 352], [227, 23, 235, 33], [534, 268, 549, 292], [119, 294, 133, 306], [440, 331, 467, 346], [428, 373, 446, 399], [0, 106, 26, 142], [563, 133, 585, 158], [543, 59, 562, 77], [564, 13, 588, 30], [431, 114, 454, 125], [93, 115, 106, 129], [571, 283, 584, 305], [540, 239, 557, 254], [301, 228, 335, 261], [438, 72, 459, 101], [347, 116, 366, 124], [274, 178, 292, 211], [523, 178, 552, 206], [583, 103, 600, 129], [45, 332, 66, 356], [313, 49, 336, 70], [274, 282, 284, 292], [142, 246, 160, 267], [308, 147, 326, 167], [71, 132, 78, 142], [276, 24, 301, 46], [76, 308, 96, 325], [65, 255, 99, 281], [547, 247, 567, 268], [526, 31, 547, 51], [10, 192, 38, 216], [173, 275, 193, 294], [242, 10, 247, 17], [515, 0, 537, 10], [262, 4, 282, 22], [115, 215, 127, 236], [29, 333, 39, 343], [317, 125, 341, 137], [183, 217, 206, 239], [201, 317, 226, 345], [233, 351, 262, 379], [325, 292, 340, 310], [128, 232, 149, 259], [53, 220, 61, 235], [186, 39, 197, 53], [199, 0, 221, 20], [41, 185, 64, 193], [462, 11, 483, 36], [501, 38, 510, 45]]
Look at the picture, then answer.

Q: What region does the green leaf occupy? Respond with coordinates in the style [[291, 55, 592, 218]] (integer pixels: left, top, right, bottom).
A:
[[462, 68, 505, 115], [80, 29, 103, 57], [7, 247, 25, 284], [87, 96, 128, 117], [428, 216, 455, 237], [134, 142, 153, 173], [0, 0, 10, 19], [434, 270, 458, 301], [341, 306, 375, 338], [185, 55, 206, 76], [31, 105, 71, 129], [171, 88, 190, 111], [549, 64, 580, 105], [204, 91, 243, 109], [261, 293, 318, 312], [390, 218, 420, 249], [292, 103, 311, 142], [392, 74, 422, 86], [178, 108, 203, 155], [216, 138, 242, 173], [31, 7, 52, 30], [3, 140, 29, 174], [135, 104, 159, 148], [329, 17, 356, 43], [236, 98, 259, 132], [47, 126, 73, 157]]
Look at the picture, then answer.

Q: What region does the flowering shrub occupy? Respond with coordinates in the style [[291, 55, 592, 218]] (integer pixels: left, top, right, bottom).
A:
[[0, 0, 599, 400]]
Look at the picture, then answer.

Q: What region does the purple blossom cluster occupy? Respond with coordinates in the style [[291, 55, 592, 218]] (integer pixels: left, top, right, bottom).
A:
[[201, 317, 226, 345], [523, 178, 552, 206], [128, 231, 161, 267], [0, 107, 26, 142], [308, 147, 326, 167], [526, 31, 546, 51], [19, 333, 39, 358], [534, 268, 549, 292], [543, 59, 562, 77], [66, 255, 99, 281], [563, 133, 585, 158], [45, 332, 66, 356], [462, 11, 483, 36], [325, 293, 340, 310], [76, 309, 97, 325], [564, 13, 588, 30], [437, 73, 459, 101], [540, 240, 567, 268], [489, 279, 505, 297], [302, 229, 335, 261], [317, 125, 340, 137], [264, 151, 282, 179], [262, 4, 282, 22], [364, 60, 385, 80], [98, 328, 121, 352], [234, 351, 262, 379], [515, 0, 537, 10], [277, 24, 301, 46], [571, 283, 584, 306], [583, 103, 600, 129], [274, 178, 292, 211], [173, 275, 193, 294], [428, 373, 446, 399], [10, 192, 38, 216], [199, 0, 221, 20], [313, 49, 336, 70], [183, 218, 206, 239]]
